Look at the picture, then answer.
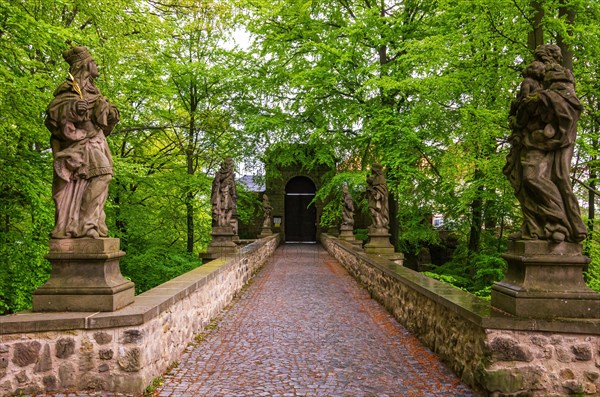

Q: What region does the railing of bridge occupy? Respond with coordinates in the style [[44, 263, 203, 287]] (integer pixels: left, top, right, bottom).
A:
[[321, 233, 600, 396], [0, 234, 280, 396]]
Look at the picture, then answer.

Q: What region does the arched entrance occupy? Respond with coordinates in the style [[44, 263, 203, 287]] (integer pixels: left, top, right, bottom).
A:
[[285, 176, 317, 242]]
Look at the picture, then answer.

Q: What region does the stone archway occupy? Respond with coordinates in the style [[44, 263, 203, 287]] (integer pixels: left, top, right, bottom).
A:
[[284, 176, 317, 242]]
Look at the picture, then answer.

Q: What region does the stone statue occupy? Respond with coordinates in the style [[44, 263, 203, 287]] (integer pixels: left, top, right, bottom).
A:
[[211, 158, 237, 228], [341, 183, 354, 230], [504, 44, 586, 243], [45, 46, 120, 239], [262, 194, 272, 228], [367, 164, 389, 229]]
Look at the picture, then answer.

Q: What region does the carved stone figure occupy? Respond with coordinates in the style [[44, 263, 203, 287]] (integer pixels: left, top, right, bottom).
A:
[[211, 158, 237, 228], [262, 194, 272, 228], [341, 184, 354, 230], [504, 44, 586, 243], [366, 164, 389, 229], [45, 46, 120, 239]]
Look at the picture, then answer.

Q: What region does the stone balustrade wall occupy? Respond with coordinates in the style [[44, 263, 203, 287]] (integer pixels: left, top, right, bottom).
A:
[[321, 234, 600, 396], [0, 235, 279, 396]]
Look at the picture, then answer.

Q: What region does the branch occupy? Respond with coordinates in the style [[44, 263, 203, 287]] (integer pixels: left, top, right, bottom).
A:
[[79, 19, 92, 30], [512, 0, 535, 25], [415, 146, 442, 179], [115, 125, 169, 133], [484, 8, 529, 51], [339, 0, 356, 20], [573, 177, 600, 198]]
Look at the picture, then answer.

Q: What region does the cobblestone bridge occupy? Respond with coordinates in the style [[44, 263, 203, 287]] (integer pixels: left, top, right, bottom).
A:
[[152, 244, 475, 397], [35, 244, 475, 397]]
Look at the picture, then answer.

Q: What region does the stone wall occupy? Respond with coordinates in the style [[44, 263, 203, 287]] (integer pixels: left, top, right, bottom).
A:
[[484, 330, 600, 395], [0, 235, 279, 396], [321, 234, 600, 396]]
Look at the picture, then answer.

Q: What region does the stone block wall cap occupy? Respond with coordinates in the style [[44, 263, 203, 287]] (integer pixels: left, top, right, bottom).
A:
[[48, 237, 122, 254], [45, 251, 126, 260], [211, 226, 235, 236], [507, 239, 584, 256], [502, 253, 591, 265], [367, 227, 391, 237], [32, 281, 135, 296]]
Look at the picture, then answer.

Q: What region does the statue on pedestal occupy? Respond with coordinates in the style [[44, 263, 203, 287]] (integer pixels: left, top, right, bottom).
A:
[[205, 158, 239, 257], [492, 44, 599, 319], [504, 44, 586, 243], [262, 194, 272, 229], [366, 164, 389, 229], [341, 184, 354, 230], [259, 193, 274, 238], [45, 46, 120, 239], [211, 158, 237, 228], [364, 164, 395, 254], [34, 46, 134, 312]]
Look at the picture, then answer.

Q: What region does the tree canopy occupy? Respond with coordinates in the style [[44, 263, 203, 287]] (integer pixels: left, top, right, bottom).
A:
[[2, 0, 600, 313]]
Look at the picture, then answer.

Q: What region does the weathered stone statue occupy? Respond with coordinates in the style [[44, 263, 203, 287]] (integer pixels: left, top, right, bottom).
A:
[[341, 184, 354, 230], [339, 183, 361, 248], [205, 158, 239, 257], [211, 158, 237, 228], [366, 164, 389, 229], [33, 47, 133, 312], [504, 44, 586, 243], [492, 44, 599, 319], [262, 194, 272, 228], [45, 46, 120, 239], [364, 164, 394, 254], [259, 193, 274, 238]]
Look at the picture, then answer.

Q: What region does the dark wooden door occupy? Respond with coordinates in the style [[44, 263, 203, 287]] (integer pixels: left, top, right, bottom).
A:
[[285, 194, 316, 242]]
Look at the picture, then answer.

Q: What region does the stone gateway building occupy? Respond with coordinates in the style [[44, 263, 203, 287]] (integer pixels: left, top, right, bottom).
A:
[[262, 144, 335, 242]]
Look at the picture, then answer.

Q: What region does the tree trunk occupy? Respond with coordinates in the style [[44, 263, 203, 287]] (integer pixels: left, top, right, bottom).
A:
[[388, 190, 398, 249], [558, 1, 575, 71], [586, 128, 599, 257], [587, 164, 596, 256], [114, 190, 127, 247], [186, 192, 194, 253], [186, 87, 197, 253], [468, 168, 484, 256], [528, 1, 544, 51], [186, 143, 195, 253]]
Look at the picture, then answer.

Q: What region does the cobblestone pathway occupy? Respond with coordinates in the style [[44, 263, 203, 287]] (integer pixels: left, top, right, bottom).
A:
[[154, 244, 476, 397]]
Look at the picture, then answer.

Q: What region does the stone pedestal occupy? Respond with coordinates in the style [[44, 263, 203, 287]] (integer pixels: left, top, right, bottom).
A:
[[339, 227, 362, 250], [339, 227, 353, 240], [364, 227, 394, 254], [206, 226, 239, 257], [491, 240, 600, 318], [259, 226, 273, 238], [231, 219, 241, 243], [33, 238, 134, 312]]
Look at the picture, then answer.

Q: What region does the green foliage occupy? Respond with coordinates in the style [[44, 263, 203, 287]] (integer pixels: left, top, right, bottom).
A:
[[3, 0, 600, 314], [236, 183, 262, 239], [584, 234, 600, 293], [0, 0, 258, 313], [144, 376, 164, 396], [353, 228, 368, 242], [263, 142, 337, 179], [0, 232, 51, 314], [422, 272, 469, 292], [425, 247, 507, 298], [120, 246, 202, 295], [313, 171, 367, 228]]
